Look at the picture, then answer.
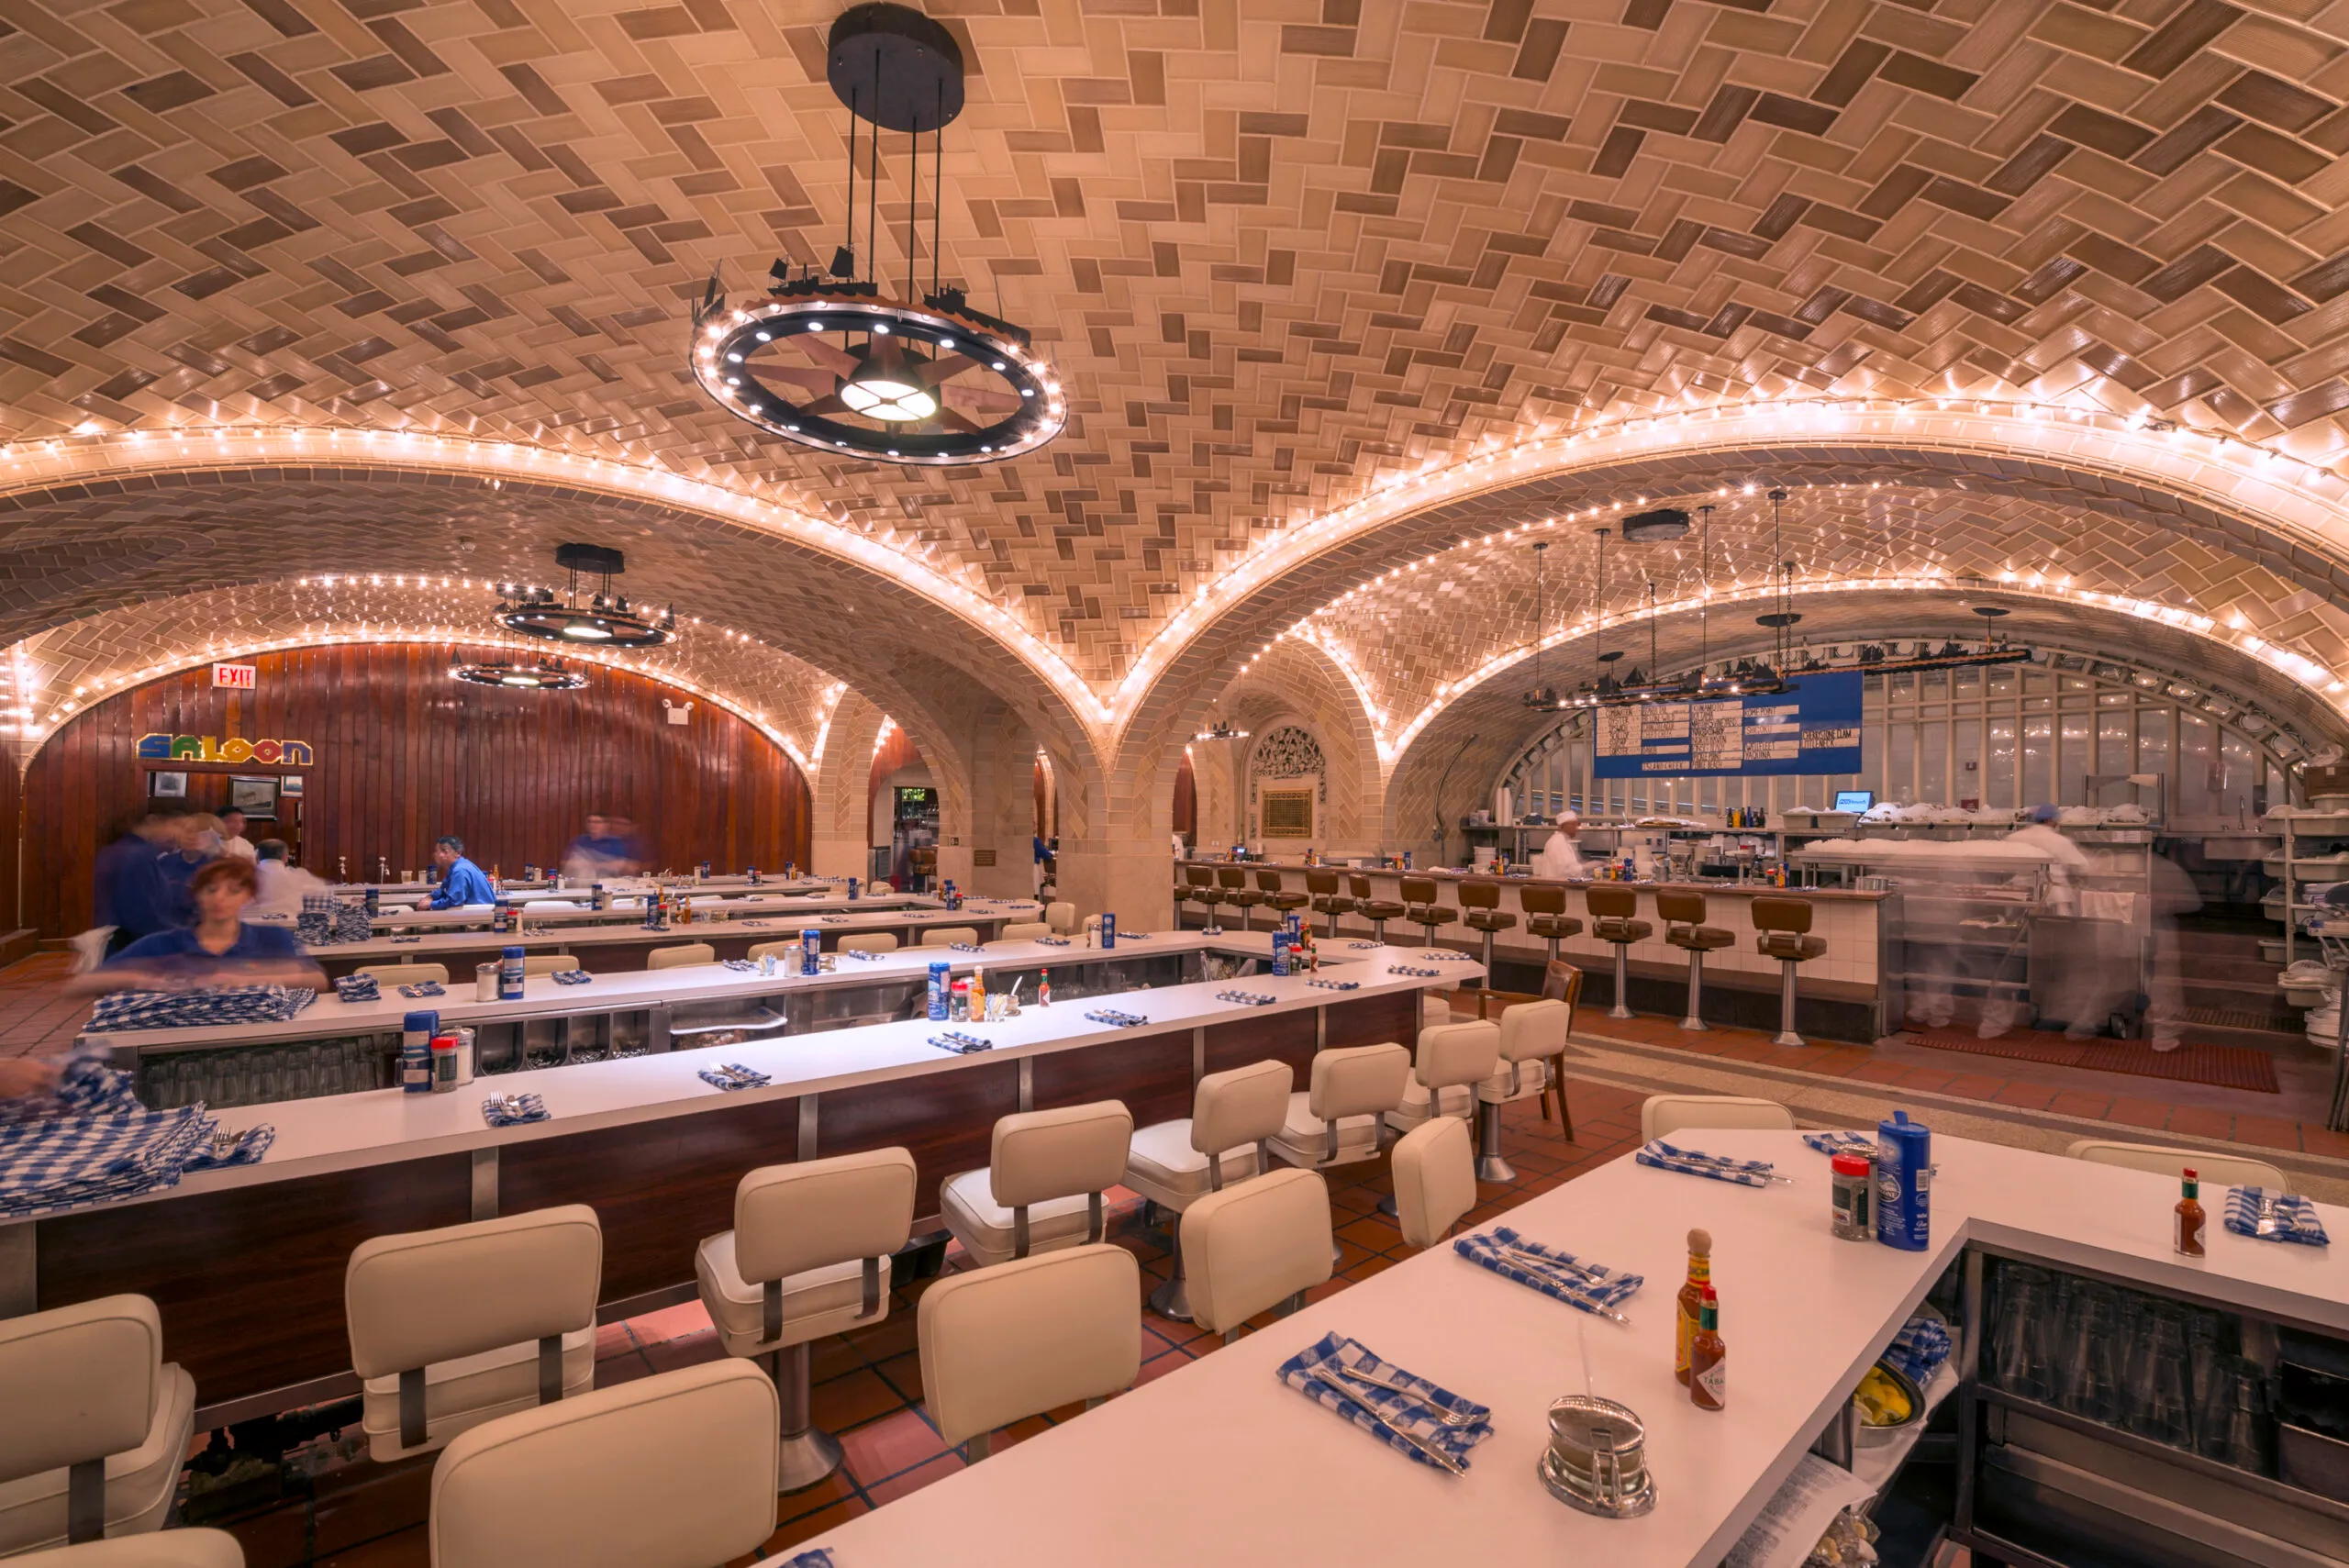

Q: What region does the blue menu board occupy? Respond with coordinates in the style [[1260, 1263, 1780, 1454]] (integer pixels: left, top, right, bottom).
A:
[[1591, 673, 1863, 778]]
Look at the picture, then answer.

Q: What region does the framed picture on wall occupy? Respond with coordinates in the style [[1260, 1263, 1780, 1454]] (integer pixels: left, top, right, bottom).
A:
[[1262, 788, 1314, 838], [281, 776, 305, 796], [150, 771, 187, 799], [229, 775, 280, 818]]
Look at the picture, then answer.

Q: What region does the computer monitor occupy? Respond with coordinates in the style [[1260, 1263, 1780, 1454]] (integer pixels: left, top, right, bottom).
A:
[[1833, 789, 1876, 812]]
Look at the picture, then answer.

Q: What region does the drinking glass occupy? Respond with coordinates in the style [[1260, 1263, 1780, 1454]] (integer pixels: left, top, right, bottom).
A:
[[2059, 1284, 2123, 1424], [1991, 1264, 2047, 1398], [255, 1051, 285, 1105]]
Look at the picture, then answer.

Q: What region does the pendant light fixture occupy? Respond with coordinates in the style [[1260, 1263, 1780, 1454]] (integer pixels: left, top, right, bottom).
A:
[[450, 656, 587, 691], [690, 3, 1064, 466], [1753, 487, 1800, 675], [1520, 540, 1557, 708], [496, 544, 674, 648]]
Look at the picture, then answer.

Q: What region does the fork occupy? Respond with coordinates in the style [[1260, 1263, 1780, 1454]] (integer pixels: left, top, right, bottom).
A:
[[1328, 1364, 1477, 1427], [1304, 1374, 1467, 1473]]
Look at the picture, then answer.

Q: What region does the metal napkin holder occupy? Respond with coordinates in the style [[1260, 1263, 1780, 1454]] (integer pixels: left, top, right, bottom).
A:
[[1540, 1395, 1656, 1518]]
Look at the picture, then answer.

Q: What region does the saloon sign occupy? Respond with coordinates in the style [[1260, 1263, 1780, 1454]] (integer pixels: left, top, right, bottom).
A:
[[137, 733, 314, 766]]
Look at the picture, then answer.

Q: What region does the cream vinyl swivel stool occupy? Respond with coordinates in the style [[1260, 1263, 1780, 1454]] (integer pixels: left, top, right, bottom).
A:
[[1378, 1020, 1499, 1218], [1657, 890, 1734, 1031], [343, 1207, 602, 1463], [1752, 896, 1826, 1048], [646, 942, 715, 971], [1391, 1117, 1476, 1250], [920, 926, 982, 947], [14, 1532, 245, 1567], [1045, 900, 1078, 934], [2065, 1140, 2288, 1189], [1266, 1041, 1412, 1265], [918, 1245, 1141, 1462], [1182, 1167, 1335, 1344], [1475, 999, 1571, 1184], [1121, 1060, 1295, 1321], [1640, 1094, 1795, 1141], [429, 1360, 780, 1568], [941, 1102, 1134, 1269], [694, 1148, 917, 1489], [1586, 885, 1652, 1021], [0, 1296, 196, 1554]]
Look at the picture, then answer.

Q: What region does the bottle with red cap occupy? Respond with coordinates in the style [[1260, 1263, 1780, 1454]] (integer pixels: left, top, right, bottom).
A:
[[2176, 1167, 2206, 1257]]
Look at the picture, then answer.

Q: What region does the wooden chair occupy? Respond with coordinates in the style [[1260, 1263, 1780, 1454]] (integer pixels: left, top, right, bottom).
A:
[[1538, 962, 1583, 1138]]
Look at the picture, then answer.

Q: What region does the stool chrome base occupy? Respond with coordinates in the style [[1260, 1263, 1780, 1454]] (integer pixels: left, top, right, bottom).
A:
[[769, 1341, 845, 1492], [1369, 919, 1389, 943], [1475, 1099, 1516, 1184], [1679, 950, 1710, 1032], [1774, 959, 1806, 1048], [1148, 1224, 1193, 1321], [1474, 929, 1497, 989], [1608, 944, 1634, 1020]]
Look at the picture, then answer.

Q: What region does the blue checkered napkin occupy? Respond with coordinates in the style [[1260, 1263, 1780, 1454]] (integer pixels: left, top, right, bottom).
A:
[[86, 985, 318, 1033], [720, 958, 758, 972], [949, 942, 984, 952], [296, 913, 331, 944], [482, 1093, 550, 1127], [1347, 940, 1381, 950], [1082, 1009, 1147, 1028], [397, 982, 444, 998], [777, 1551, 835, 1568], [389, 936, 423, 945], [334, 903, 373, 943], [1386, 965, 1440, 978], [696, 1063, 771, 1091], [1883, 1313, 1953, 1385], [184, 1122, 275, 1171], [1306, 978, 1361, 991], [334, 974, 380, 1003], [929, 1033, 991, 1054], [1035, 935, 1072, 947], [2224, 1186, 2332, 1246], [1801, 1130, 1876, 1158], [551, 969, 592, 985], [1635, 1140, 1776, 1188], [1454, 1226, 1644, 1315], [1275, 1332, 1494, 1472], [0, 1102, 211, 1219], [1216, 990, 1276, 1006], [1420, 951, 1475, 962], [820, 915, 850, 923]]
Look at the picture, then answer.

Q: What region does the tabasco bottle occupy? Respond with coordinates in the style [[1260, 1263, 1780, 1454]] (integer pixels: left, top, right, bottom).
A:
[[1690, 1285, 1727, 1410], [1675, 1228, 1713, 1386], [2176, 1168, 2206, 1257]]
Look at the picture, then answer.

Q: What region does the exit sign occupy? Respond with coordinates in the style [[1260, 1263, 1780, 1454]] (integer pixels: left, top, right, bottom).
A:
[[212, 663, 256, 689]]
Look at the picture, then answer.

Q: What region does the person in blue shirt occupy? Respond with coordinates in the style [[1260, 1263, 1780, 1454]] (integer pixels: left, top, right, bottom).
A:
[[93, 806, 200, 953], [68, 857, 325, 996], [429, 835, 496, 908]]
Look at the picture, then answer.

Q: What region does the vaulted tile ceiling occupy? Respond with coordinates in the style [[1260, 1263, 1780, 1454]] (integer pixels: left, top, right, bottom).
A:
[[6, 0, 2349, 698]]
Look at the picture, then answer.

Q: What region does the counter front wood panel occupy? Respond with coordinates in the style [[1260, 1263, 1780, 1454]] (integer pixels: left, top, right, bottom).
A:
[[1030, 1029, 1194, 1127], [816, 1062, 1021, 1218], [22, 642, 812, 938], [35, 1152, 474, 1402]]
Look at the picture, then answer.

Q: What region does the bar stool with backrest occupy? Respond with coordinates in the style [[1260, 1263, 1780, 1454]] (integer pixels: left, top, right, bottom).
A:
[[693, 1147, 916, 1489], [344, 1207, 602, 1463], [1539, 962, 1585, 1135], [1391, 1117, 1475, 1250], [1383, 1019, 1500, 1137], [2065, 1140, 2288, 1188], [428, 1359, 779, 1568], [993, 920, 1051, 941], [1640, 1094, 1794, 1141], [1752, 895, 1826, 1047], [646, 942, 714, 971], [838, 930, 898, 953], [1520, 884, 1583, 962], [1183, 1167, 1334, 1343], [1475, 998, 1571, 1184], [920, 926, 982, 947], [918, 1244, 1140, 1461], [355, 962, 451, 986], [1266, 1042, 1410, 1177], [1348, 873, 1405, 943], [1217, 865, 1265, 931], [1399, 876, 1459, 954], [1306, 868, 1353, 938], [1180, 865, 1222, 931], [17, 1530, 246, 1565], [0, 1296, 195, 1554], [941, 1102, 1134, 1270], [1121, 1059, 1295, 1320], [1457, 880, 1516, 986], [1046, 899, 1078, 934], [1254, 869, 1309, 929], [521, 952, 573, 976], [1657, 890, 1734, 1031], [1586, 884, 1652, 1020]]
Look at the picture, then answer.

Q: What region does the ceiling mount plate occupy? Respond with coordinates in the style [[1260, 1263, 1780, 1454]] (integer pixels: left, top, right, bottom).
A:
[[554, 542, 625, 576], [829, 3, 965, 132], [1755, 612, 1803, 628]]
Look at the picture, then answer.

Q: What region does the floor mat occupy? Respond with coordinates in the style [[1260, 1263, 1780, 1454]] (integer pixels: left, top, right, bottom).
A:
[[1902, 1026, 2280, 1094]]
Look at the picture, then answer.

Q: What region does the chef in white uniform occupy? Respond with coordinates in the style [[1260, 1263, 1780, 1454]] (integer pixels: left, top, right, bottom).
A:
[[1532, 811, 1586, 881]]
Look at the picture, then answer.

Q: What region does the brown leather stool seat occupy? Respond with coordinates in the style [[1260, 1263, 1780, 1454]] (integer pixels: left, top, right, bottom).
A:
[[1399, 876, 1459, 955], [1657, 890, 1732, 1032], [1348, 874, 1405, 943], [1518, 884, 1584, 961], [1306, 869, 1353, 938], [1217, 865, 1266, 932], [1254, 870, 1310, 924], [1584, 884, 1651, 1020], [1457, 880, 1516, 991], [1752, 895, 1826, 1047]]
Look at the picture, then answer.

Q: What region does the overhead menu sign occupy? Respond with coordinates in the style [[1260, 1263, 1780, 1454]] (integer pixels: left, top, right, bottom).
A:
[[1592, 673, 1863, 778]]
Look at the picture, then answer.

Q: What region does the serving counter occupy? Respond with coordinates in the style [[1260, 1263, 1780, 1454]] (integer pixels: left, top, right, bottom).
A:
[[6, 931, 1449, 1426], [808, 1128, 2349, 1568], [354, 887, 939, 931], [1211, 862, 1888, 1040]]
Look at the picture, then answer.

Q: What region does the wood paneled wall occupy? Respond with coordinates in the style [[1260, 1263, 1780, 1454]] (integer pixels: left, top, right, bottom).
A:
[[1174, 750, 1197, 842], [0, 740, 19, 933], [21, 643, 811, 938]]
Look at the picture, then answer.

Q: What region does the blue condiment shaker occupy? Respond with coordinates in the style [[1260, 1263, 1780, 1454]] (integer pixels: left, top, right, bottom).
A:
[[1100, 912, 1117, 950], [849, 876, 861, 901], [801, 928, 821, 976], [1875, 1110, 1932, 1251], [498, 946, 525, 1002], [927, 960, 952, 1020], [1272, 930, 1291, 976]]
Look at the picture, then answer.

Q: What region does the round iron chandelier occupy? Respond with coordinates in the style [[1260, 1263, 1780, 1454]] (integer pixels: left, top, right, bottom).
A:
[[496, 544, 674, 648], [691, 4, 1065, 466], [450, 655, 587, 691]]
